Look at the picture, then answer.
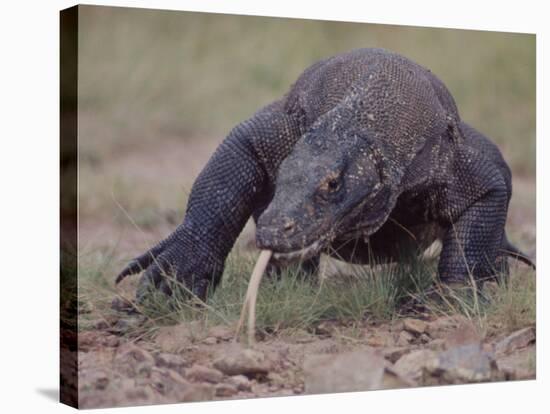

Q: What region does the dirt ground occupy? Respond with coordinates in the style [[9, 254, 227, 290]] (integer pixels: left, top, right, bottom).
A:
[[74, 136, 536, 409], [74, 313, 535, 408]]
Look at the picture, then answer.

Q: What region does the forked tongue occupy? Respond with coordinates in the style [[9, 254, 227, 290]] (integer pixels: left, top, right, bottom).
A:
[[234, 249, 272, 344]]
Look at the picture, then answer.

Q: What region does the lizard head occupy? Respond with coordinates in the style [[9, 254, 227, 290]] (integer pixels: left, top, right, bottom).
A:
[[256, 125, 394, 261]]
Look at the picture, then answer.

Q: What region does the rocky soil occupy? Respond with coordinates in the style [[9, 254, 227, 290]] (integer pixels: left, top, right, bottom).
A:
[[75, 314, 535, 408]]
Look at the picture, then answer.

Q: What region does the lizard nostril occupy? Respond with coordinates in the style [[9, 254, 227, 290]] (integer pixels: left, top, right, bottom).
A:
[[283, 219, 295, 233]]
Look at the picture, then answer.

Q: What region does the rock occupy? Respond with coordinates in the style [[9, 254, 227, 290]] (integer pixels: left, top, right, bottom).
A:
[[215, 383, 239, 397], [366, 332, 392, 347], [114, 343, 155, 377], [315, 321, 339, 336], [186, 365, 224, 383], [496, 345, 536, 380], [403, 318, 427, 335], [150, 367, 190, 395], [494, 327, 536, 356], [208, 325, 234, 340], [155, 353, 188, 372], [382, 346, 411, 363], [228, 374, 252, 391], [397, 330, 415, 346], [304, 350, 413, 394], [426, 316, 465, 339], [213, 346, 271, 377], [419, 333, 431, 343], [426, 343, 501, 384], [203, 337, 218, 345], [394, 349, 438, 381]]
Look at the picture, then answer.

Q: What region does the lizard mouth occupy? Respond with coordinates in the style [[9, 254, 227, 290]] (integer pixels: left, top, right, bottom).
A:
[[272, 239, 324, 262]]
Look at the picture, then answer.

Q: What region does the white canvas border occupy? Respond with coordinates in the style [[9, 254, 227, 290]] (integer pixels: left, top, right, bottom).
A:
[[0, 0, 545, 412]]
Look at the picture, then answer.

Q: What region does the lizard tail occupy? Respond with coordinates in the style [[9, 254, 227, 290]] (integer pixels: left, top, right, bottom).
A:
[[500, 237, 536, 270]]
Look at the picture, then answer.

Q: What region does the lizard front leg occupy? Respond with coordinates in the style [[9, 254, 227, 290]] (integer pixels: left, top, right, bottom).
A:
[[116, 101, 302, 301], [438, 187, 508, 283], [437, 148, 510, 284]]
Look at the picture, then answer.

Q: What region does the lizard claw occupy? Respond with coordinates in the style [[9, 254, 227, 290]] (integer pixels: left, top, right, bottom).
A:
[[116, 241, 167, 284], [115, 231, 223, 303]]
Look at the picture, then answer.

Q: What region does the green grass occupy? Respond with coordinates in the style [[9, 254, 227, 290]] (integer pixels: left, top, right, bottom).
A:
[[78, 248, 535, 341], [319, 254, 436, 322]]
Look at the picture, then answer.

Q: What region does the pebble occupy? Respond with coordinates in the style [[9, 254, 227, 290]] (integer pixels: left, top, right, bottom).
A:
[[155, 353, 188, 372], [382, 346, 411, 363], [394, 349, 438, 381], [213, 346, 271, 377], [186, 365, 224, 383], [203, 337, 218, 345], [304, 350, 412, 394], [403, 318, 427, 335], [228, 374, 252, 391], [397, 330, 415, 346], [215, 383, 239, 397], [495, 327, 536, 356], [426, 343, 499, 384]]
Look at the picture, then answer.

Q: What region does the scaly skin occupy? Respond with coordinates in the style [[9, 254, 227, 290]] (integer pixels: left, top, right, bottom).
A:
[[116, 48, 533, 302]]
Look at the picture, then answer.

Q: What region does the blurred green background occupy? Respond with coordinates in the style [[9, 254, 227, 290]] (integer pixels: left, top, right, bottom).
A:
[[77, 5, 535, 258], [79, 6, 535, 173]]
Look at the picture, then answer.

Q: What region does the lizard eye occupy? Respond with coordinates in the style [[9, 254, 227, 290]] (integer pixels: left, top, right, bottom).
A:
[[316, 170, 343, 202], [327, 178, 341, 192], [319, 171, 342, 194]]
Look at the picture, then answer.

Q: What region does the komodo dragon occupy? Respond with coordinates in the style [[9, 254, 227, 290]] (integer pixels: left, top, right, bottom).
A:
[[116, 48, 534, 301]]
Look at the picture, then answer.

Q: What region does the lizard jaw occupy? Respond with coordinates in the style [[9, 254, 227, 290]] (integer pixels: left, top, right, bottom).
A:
[[272, 240, 323, 262]]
